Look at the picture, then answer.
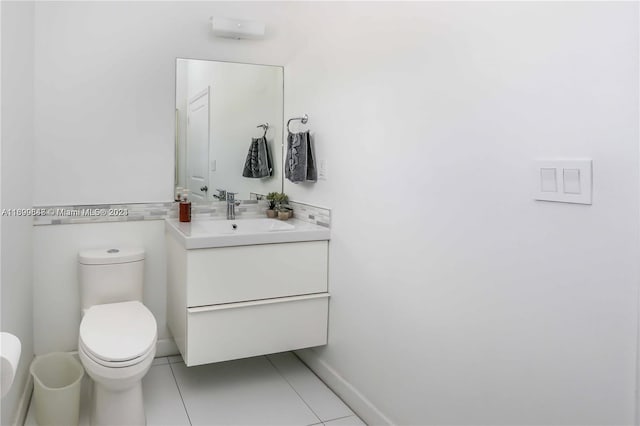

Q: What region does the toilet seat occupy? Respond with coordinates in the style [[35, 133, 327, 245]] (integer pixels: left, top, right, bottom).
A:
[[79, 338, 155, 368], [79, 301, 157, 367]]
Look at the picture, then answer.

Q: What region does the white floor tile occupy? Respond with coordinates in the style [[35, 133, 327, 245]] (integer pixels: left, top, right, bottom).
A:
[[143, 364, 191, 426], [169, 355, 184, 364], [152, 356, 169, 366], [268, 352, 354, 422], [323, 416, 366, 426], [171, 356, 320, 426], [25, 353, 354, 426]]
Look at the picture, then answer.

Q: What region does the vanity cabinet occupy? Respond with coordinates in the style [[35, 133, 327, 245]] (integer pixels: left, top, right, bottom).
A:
[[166, 234, 329, 366]]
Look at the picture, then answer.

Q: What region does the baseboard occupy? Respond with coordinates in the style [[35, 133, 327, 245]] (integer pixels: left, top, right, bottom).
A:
[[11, 368, 33, 426], [156, 337, 179, 358], [295, 348, 394, 426]]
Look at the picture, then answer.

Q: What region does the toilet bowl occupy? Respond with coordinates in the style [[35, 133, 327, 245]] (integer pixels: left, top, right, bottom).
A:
[[77, 248, 157, 426], [79, 301, 157, 425]]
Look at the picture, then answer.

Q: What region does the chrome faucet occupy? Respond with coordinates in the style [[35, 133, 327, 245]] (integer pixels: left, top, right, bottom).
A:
[[226, 192, 239, 220], [213, 189, 226, 201]]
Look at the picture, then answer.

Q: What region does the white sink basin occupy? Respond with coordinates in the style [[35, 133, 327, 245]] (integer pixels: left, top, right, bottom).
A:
[[165, 217, 330, 249], [194, 218, 295, 235]]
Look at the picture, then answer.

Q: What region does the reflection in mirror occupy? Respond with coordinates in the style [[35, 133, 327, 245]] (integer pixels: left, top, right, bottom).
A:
[[175, 59, 283, 202]]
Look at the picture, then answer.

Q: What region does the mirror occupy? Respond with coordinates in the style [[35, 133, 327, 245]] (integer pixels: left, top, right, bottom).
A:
[[175, 59, 283, 202]]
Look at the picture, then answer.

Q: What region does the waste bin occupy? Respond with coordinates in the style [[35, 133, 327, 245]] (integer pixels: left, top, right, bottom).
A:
[[30, 352, 84, 426]]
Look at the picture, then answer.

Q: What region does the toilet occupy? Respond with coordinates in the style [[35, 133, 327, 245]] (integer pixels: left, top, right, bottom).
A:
[[77, 247, 157, 426]]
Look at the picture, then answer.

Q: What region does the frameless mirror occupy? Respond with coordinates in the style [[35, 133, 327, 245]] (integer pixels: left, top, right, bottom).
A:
[[175, 59, 283, 202]]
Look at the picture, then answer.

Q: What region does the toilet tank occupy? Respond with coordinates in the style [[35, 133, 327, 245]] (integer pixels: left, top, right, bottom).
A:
[[78, 247, 145, 310]]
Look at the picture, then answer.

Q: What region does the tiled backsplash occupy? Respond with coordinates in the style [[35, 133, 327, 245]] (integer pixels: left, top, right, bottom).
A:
[[192, 200, 266, 220], [32, 203, 176, 225], [32, 200, 331, 227], [288, 201, 331, 228], [33, 200, 266, 226]]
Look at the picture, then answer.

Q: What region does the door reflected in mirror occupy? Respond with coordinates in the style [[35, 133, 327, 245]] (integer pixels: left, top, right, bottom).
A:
[[175, 59, 284, 202]]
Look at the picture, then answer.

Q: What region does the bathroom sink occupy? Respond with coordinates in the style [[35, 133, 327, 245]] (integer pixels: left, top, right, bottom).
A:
[[194, 218, 295, 235], [165, 217, 330, 249]]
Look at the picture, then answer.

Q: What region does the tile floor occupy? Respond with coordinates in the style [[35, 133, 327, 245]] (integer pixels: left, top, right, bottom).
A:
[[25, 352, 366, 426]]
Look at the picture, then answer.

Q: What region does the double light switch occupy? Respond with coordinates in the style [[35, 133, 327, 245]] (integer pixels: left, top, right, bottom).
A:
[[534, 159, 592, 204]]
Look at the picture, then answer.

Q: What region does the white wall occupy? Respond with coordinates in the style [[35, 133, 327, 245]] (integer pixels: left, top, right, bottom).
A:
[[285, 2, 640, 425], [1, 2, 35, 424], [33, 1, 305, 206], [21, 2, 640, 425], [32, 221, 171, 356]]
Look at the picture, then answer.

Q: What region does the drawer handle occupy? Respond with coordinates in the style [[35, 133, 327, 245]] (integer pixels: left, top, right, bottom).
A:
[[188, 293, 330, 313]]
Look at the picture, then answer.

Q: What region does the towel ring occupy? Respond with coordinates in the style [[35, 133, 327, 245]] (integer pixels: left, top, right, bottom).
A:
[[256, 122, 269, 138], [287, 114, 308, 133]]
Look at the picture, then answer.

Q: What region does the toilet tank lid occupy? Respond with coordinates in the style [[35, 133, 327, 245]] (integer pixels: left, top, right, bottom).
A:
[[78, 247, 145, 265]]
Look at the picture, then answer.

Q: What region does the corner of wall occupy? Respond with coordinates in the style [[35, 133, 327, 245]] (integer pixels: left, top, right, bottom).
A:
[[1, 1, 36, 424], [295, 349, 394, 426]]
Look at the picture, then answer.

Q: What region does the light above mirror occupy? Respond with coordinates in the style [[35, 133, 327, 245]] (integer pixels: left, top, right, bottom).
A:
[[210, 17, 266, 40], [175, 58, 284, 202]]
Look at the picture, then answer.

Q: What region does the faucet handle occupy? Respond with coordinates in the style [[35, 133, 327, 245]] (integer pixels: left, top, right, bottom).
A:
[[213, 189, 226, 201]]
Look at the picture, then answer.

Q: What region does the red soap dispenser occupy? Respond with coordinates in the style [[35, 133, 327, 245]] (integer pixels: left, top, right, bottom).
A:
[[179, 190, 191, 223]]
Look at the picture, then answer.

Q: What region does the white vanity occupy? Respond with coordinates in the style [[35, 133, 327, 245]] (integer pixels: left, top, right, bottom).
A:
[[165, 217, 330, 366]]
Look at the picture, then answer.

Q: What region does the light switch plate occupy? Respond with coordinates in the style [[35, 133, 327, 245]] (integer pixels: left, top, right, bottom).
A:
[[318, 160, 327, 181], [540, 168, 557, 192], [563, 168, 581, 194], [533, 159, 592, 204]]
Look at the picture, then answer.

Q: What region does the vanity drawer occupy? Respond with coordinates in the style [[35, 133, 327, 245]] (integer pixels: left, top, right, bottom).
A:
[[185, 293, 329, 366], [186, 241, 328, 306]]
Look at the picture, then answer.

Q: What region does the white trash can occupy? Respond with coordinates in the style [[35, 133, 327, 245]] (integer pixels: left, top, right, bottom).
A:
[[30, 353, 84, 426]]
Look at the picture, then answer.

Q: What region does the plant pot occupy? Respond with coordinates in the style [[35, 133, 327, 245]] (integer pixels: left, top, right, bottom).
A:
[[278, 211, 290, 220], [266, 209, 277, 218]]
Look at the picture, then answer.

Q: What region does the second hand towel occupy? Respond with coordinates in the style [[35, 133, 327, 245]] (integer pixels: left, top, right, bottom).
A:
[[243, 136, 273, 178], [285, 131, 317, 183]]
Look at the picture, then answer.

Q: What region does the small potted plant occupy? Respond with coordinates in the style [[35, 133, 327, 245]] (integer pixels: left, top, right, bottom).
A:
[[266, 192, 289, 218], [277, 205, 293, 220], [265, 192, 279, 218]]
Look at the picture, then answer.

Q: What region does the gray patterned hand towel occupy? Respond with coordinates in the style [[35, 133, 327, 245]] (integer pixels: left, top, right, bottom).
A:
[[243, 136, 272, 178], [285, 131, 317, 183]]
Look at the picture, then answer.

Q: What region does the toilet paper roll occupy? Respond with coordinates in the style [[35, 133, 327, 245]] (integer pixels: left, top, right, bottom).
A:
[[1, 332, 21, 398]]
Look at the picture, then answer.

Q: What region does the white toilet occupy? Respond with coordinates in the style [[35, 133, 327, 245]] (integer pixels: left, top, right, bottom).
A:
[[77, 247, 157, 426]]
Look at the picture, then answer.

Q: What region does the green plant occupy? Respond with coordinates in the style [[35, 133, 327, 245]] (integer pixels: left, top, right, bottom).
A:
[[265, 192, 279, 209], [266, 192, 288, 209], [275, 193, 288, 205]]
